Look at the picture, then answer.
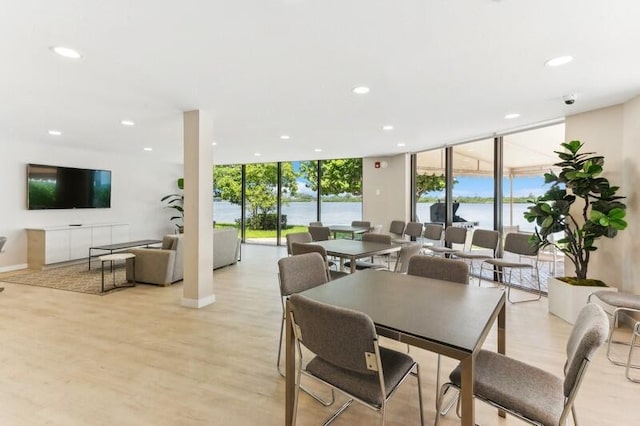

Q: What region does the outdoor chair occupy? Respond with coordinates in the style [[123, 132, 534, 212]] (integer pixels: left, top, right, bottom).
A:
[[435, 303, 609, 426], [480, 232, 541, 303], [276, 253, 336, 407], [344, 233, 392, 271], [289, 293, 424, 426], [452, 229, 500, 281], [308, 225, 331, 241], [290, 242, 348, 281], [285, 232, 312, 256], [425, 226, 467, 257]]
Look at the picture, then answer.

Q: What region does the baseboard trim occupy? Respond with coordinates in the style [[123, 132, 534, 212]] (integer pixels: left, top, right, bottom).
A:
[[181, 294, 216, 309], [0, 263, 28, 273]]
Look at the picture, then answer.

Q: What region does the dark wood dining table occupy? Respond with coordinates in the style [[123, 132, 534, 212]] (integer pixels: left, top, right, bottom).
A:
[[284, 269, 506, 426], [305, 239, 401, 273]]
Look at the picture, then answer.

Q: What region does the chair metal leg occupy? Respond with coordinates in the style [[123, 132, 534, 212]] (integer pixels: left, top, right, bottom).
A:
[[506, 266, 542, 304], [626, 322, 640, 383]]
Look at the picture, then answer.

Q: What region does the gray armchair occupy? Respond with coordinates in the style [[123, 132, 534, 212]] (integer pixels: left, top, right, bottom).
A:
[[126, 235, 183, 286]]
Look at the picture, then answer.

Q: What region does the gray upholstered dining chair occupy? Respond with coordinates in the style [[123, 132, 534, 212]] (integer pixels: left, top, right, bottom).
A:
[[420, 223, 443, 249], [425, 226, 467, 257], [480, 232, 541, 303], [290, 242, 348, 281], [308, 225, 331, 241], [276, 253, 335, 407], [452, 229, 500, 281], [0, 236, 7, 252], [406, 255, 469, 403], [309, 221, 323, 227], [435, 302, 609, 426], [344, 232, 392, 271], [289, 293, 424, 426], [392, 243, 422, 273], [407, 255, 469, 285], [388, 220, 406, 239], [285, 232, 312, 256], [351, 220, 371, 230], [392, 221, 423, 244]]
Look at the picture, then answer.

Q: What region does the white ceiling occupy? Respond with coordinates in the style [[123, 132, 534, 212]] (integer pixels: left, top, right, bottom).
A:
[[2, 1, 639, 165]]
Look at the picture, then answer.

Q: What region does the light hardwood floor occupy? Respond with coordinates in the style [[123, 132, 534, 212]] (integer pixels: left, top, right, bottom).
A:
[[0, 244, 637, 426]]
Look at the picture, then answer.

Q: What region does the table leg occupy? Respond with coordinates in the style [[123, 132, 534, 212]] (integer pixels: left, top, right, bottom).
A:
[[285, 299, 295, 426], [497, 300, 506, 418], [101, 261, 105, 293], [460, 354, 475, 426], [349, 256, 356, 273], [112, 260, 116, 287]]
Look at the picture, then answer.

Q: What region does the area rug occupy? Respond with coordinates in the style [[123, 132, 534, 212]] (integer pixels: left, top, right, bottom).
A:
[[1, 261, 133, 295]]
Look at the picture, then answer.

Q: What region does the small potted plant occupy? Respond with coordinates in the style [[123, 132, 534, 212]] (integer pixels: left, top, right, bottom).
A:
[[524, 140, 627, 323], [161, 178, 184, 233]]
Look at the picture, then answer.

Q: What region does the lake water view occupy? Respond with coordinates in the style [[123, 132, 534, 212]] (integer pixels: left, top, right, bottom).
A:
[[213, 200, 535, 231]]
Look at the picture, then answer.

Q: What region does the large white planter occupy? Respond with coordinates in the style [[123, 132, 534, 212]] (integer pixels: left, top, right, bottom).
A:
[[548, 277, 618, 324]]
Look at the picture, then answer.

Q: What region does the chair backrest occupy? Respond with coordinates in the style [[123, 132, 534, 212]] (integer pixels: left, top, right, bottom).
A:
[[444, 226, 467, 246], [351, 220, 371, 230], [407, 255, 469, 284], [289, 293, 378, 376], [563, 303, 609, 397], [308, 226, 331, 241], [0, 236, 7, 252], [370, 224, 383, 233], [388, 220, 406, 236], [394, 243, 422, 273], [423, 224, 443, 241], [403, 222, 424, 239], [361, 233, 392, 244], [277, 252, 328, 297], [469, 229, 500, 253], [309, 221, 323, 227], [285, 232, 312, 255], [503, 232, 538, 256]]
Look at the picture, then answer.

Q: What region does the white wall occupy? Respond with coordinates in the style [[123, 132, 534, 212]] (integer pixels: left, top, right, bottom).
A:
[[0, 141, 182, 271], [565, 97, 639, 293], [362, 154, 411, 231]]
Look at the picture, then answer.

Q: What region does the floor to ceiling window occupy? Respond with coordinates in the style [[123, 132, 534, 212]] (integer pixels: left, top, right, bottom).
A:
[[213, 164, 243, 230], [415, 149, 447, 224], [452, 139, 495, 230], [279, 161, 318, 245], [319, 158, 363, 226]]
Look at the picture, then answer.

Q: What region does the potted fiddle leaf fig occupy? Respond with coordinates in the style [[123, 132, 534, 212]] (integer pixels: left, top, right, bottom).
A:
[[161, 178, 184, 233], [524, 140, 626, 323]]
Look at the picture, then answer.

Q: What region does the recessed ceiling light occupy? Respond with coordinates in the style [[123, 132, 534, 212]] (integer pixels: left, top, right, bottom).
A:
[[50, 46, 82, 59], [397, 143, 406, 147], [280, 135, 290, 140], [314, 148, 322, 152], [48, 130, 62, 136], [504, 113, 520, 119], [545, 55, 573, 67], [254, 152, 261, 157], [212, 142, 217, 146], [143, 147, 152, 151], [121, 120, 135, 126], [352, 86, 370, 95], [382, 125, 394, 131]]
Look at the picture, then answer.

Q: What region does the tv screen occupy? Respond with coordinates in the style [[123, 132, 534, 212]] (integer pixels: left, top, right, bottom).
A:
[[27, 164, 112, 209]]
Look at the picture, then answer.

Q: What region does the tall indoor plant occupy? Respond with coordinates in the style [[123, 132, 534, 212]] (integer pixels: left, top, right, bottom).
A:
[[524, 140, 627, 285]]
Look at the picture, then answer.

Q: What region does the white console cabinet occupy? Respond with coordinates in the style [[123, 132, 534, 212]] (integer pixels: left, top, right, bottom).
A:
[[27, 223, 130, 269]]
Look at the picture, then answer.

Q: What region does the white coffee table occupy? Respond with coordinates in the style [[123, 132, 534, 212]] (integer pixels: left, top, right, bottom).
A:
[[99, 253, 136, 293]]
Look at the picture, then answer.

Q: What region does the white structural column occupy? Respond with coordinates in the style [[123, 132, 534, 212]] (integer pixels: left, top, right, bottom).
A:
[[181, 110, 215, 308]]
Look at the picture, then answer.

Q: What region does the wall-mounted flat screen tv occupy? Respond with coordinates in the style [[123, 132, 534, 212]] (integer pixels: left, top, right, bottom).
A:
[[27, 164, 112, 209]]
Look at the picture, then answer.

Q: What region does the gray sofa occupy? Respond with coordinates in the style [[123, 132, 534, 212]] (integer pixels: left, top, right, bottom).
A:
[[125, 230, 240, 285], [214, 228, 241, 270]]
